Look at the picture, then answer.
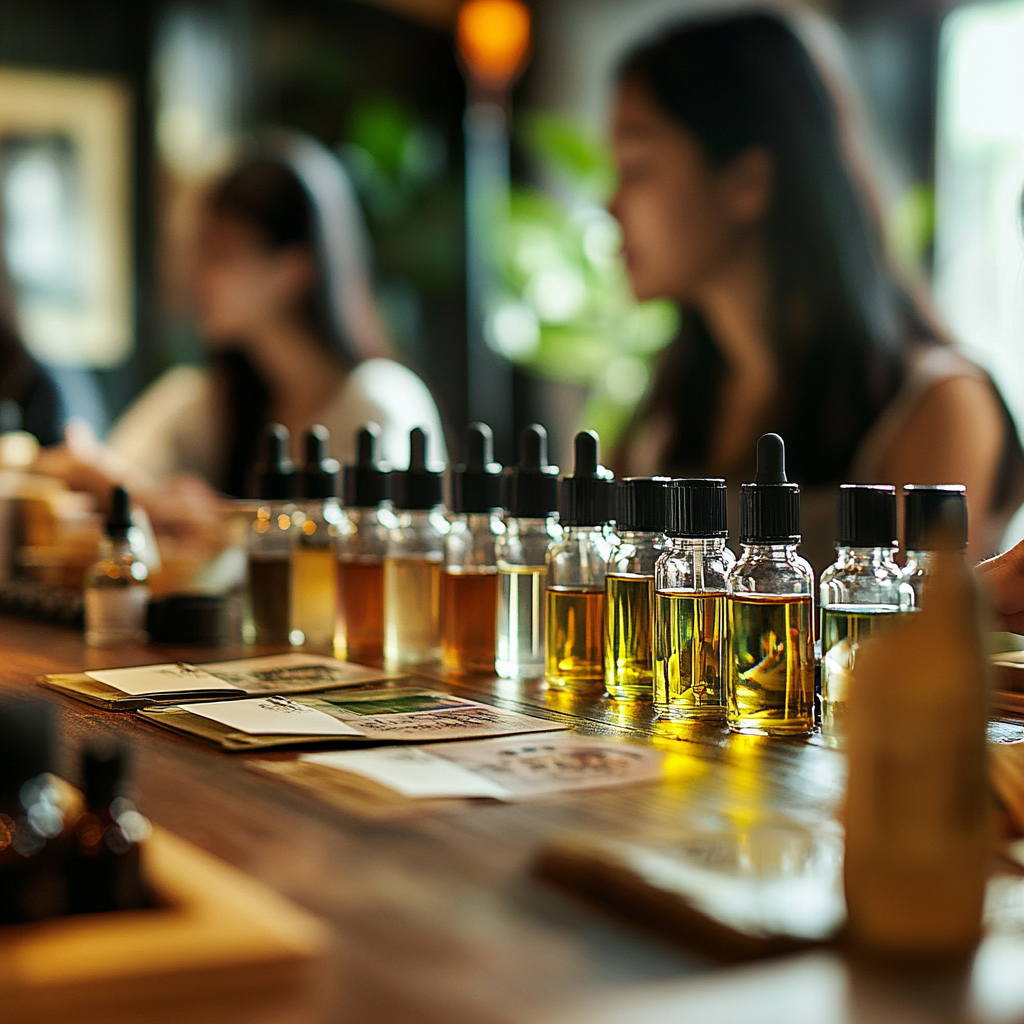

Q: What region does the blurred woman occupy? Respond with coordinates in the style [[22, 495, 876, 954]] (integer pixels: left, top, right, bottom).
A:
[[610, 12, 1023, 568], [41, 132, 444, 500]]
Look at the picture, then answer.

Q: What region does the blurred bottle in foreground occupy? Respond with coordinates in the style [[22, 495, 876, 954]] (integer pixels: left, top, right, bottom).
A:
[[442, 423, 503, 674], [84, 486, 150, 647], [900, 484, 968, 607]]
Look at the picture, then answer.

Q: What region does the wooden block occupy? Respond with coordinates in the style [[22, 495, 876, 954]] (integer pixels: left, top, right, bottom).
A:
[[0, 826, 329, 1023]]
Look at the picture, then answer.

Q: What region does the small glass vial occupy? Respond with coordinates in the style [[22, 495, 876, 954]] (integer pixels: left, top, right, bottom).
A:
[[495, 424, 560, 679], [900, 484, 969, 608], [384, 427, 448, 665], [442, 423, 503, 673], [653, 478, 734, 720], [605, 477, 672, 701], [727, 433, 815, 736], [85, 485, 150, 647], [819, 484, 904, 746], [546, 430, 616, 690], [246, 424, 295, 646], [336, 424, 392, 662], [290, 425, 341, 649]]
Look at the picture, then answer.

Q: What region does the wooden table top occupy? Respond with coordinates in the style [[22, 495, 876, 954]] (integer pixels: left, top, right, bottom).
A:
[[4, 614, 1024, 1024]]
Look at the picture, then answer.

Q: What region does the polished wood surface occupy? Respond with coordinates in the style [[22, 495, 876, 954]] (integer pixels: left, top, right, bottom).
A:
[[3, 615, 1024, 1024]]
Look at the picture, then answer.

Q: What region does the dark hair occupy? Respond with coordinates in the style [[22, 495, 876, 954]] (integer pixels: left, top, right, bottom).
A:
[[209, 159, 350, 497], [619, 11, 932, 485]]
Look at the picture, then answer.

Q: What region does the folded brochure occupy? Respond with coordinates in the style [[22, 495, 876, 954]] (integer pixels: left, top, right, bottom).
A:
[[137, 687, 567, 750], [39, 653, 402, 709]]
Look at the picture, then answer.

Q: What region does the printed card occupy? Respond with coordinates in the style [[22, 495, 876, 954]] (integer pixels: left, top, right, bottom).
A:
[[87, 663, 242, 697], [180, 695, 364, 736]]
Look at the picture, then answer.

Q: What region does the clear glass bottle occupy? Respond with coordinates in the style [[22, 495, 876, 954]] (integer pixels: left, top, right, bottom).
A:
[[85, 486, 150, 647], [290, 425, 342, 649], [442, 423, 503, 674], [246, 423, 295, 646], [654, 478, 734, 720], [819, 484, 905, 747], [727, 434, 815, 736], [546, 430, 616, 690], [495, 425, 561, 680], [336, 424, 392, 663], [384, 427, 448, 665], [900, 484, 969, 608], [605, 477, 672, 701]]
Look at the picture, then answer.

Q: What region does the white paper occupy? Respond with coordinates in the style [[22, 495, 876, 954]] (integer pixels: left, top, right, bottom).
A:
[[87, 663, 242, 697], [196, 652, 390, 693], [302, 748, 512, 799], [180, 695, 364, 736]]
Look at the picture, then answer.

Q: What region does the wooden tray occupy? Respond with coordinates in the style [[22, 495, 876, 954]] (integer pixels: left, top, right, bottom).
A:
[[0, 826, 329, 1023]]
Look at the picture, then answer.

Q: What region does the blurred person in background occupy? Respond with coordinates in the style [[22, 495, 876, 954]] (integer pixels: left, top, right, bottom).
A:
[[38, 132, 445, 508], [610, 11, 1024, 569]]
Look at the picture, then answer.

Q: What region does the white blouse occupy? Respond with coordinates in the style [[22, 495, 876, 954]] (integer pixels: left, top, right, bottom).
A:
[[107, 358, 447, 487]]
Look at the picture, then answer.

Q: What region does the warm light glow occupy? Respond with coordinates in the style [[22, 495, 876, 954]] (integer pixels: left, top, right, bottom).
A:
[[457, 0, 531, 87]]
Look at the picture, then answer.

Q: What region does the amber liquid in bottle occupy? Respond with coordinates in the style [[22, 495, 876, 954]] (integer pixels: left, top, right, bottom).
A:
[[249, 554, 291, 645], [727, 594, 814, 735], [290, 545, 337, 648], [545, 585, 605, 688], [336, 557, 385, 662], [654, 590, 728, 720], [604, 574, 654, 700], [384, 555, 443, 664], [441, 567, 498, 673]]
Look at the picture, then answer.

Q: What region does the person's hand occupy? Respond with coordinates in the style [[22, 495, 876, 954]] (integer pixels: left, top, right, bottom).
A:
[[977, 539, 1024, 633]]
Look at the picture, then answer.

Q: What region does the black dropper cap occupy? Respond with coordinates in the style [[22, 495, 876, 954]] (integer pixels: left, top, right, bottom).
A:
[[835, 484, 897, 548], [507, 424, 559, 518], [393, 427, 444, 510], [559, 431, 615, 527], [616, 477, 673, 532], [255, 423, 295, 500], [106, 485, 133, 539], [452, 422, 502, 513], [299, 425, 339, 500], [343, 423, 393, 507], [903, 484, 968, 551], [739, 433, 800, 543], [668, 478, 728, 538]]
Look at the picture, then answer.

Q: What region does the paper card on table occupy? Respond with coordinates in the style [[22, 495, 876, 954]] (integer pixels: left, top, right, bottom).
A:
[[303, 748, 512, 799], [87, 663, 242, 697], [197, 653, 393, 693], [180, 696, 364, 736]]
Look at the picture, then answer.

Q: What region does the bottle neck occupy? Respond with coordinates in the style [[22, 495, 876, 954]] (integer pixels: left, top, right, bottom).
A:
[[105, 533, 133, 558], [834, 545, 897, 566], [666, 535, 728, 554], [740, 541, 800, 561]]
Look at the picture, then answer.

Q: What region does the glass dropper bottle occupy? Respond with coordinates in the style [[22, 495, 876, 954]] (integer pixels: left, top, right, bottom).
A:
[[495, 424, 560, 679], [442, 423, 504, 673], [900, 484, 969, 608], [336, 424, 392, 663], [727, 433, 815, 736]]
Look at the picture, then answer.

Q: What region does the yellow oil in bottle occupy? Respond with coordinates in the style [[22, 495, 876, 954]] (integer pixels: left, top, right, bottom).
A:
[[248, 554, 291, 645], [384, 555, 443, 664], [441, 567, 498, 673], [821, 604, 901, 744], [653, 589, 728, 720], [728, 594, 814, 735], [290, 544, 337, 648], [604, 573, 654, 701], [545, 585, 605, 689], [496, 565, 547, 678]]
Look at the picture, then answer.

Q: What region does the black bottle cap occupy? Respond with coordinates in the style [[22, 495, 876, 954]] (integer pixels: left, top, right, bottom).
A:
[[452, 422, 503, 513], [558, 430, 615, 527], [106, 486, 133, 538], [0, 698, 54, 805], [903, 484, 968, 551], [343, 423, 393, 507], [668, 478, 728, 537], [255, 423, 295, 501], [298, 425, 340, 500], [739, 433, 800, 543], [507, 424, 559, 518], [836, 484, 897, 548], [393, 427, 444, 510], [616, 477, 673, 532]]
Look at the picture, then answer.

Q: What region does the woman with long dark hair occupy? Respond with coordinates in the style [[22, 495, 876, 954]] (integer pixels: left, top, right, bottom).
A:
[[610, 11, 1022, 567], [42, 132, 444, 502]]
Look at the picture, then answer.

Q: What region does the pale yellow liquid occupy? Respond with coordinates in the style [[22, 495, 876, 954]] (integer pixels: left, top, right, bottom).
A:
[[290, 544, 337, 648], [545, 586, 605, 689], [384, 555, 443, 664], [604, 574, 654, 701], [496, 565, 547, 679]]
